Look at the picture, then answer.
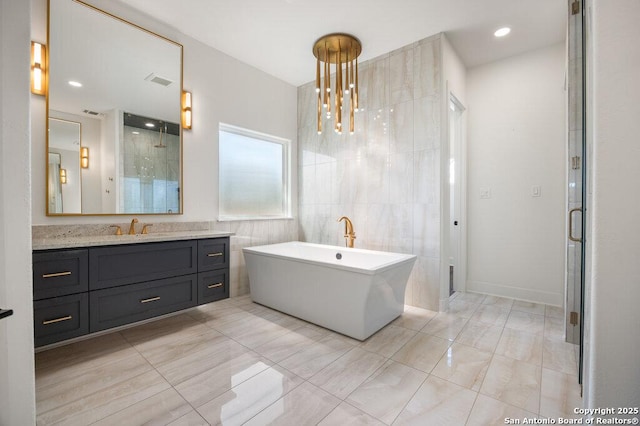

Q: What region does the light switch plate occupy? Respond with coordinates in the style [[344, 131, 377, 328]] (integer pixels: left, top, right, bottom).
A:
[[532, 185, 541, 197], [480, 187, 491, 199]]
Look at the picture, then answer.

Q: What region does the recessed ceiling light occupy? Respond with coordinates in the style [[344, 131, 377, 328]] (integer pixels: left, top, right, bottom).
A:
[[145, 123, 155, 128], [494, 27, 511, 37], [68, 80, 83, 87], [132, 131, 140, 135]]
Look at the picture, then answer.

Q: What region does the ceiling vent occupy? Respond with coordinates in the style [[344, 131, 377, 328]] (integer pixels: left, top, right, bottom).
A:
[[145, 73, 173, 87], [83, 109, 101, 116]]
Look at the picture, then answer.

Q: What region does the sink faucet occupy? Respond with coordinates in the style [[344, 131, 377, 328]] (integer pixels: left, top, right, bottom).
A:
[[128, 218, 138, 235], [338, 216, 356, 248]]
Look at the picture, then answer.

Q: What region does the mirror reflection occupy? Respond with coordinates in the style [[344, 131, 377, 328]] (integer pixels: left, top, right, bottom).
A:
[[47, 0, 183, 215], [48, 119, 81, 214]]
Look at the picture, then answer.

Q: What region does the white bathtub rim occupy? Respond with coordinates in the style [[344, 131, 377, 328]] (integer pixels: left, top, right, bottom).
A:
[[242, 241, 417, 276]]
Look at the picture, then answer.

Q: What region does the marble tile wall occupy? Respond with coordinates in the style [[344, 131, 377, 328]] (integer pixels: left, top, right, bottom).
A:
[[298, 34, 443, 310]]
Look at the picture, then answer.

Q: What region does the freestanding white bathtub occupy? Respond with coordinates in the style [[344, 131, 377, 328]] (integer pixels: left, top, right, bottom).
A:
[[243, 242, 417, 340]]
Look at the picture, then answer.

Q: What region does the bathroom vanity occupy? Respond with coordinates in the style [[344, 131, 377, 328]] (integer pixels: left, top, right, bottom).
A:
[[32, 232, 230, 347]]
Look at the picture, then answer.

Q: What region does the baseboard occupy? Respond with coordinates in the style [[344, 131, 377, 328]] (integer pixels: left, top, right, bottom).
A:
[[466, 280, 563, 306]]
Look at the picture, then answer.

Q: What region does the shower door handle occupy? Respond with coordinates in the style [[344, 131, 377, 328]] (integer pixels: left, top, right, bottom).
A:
[[569, 208, 582, 243]]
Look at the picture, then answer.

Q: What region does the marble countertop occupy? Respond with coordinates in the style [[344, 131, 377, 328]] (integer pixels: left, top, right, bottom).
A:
[[33, 230, 233, 250]]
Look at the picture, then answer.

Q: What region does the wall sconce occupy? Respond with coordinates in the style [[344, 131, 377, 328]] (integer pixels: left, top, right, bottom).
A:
[[60, 168, 67, 184], [80, 147, 89, 168], [31, 41, 47, 96], [182, 90, 192, 130]]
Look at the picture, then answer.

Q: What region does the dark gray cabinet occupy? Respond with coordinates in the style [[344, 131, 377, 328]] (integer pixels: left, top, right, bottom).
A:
[[33, 236, 230, 347], [33, 249, 88, 300], [34, 293, 89, 347], [90, 274, 198, 332], [89, 241, 197, 290]]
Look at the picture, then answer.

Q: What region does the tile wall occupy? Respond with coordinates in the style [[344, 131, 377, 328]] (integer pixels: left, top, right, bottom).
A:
[[298, 34, 444, 310]]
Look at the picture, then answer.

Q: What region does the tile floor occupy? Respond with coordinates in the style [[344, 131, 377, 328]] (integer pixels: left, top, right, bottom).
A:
[[35, 292, 582, 425]]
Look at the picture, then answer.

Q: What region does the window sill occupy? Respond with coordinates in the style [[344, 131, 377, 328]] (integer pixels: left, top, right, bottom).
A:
[[217, 216, 294, 222]]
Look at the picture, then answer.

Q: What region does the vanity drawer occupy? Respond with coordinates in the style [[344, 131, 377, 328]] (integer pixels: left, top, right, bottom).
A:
[[197, 270, 229, 304], [34, 293, 89, 347], [89, 274, 197, 332], [198, 237, 229, 271], [89, 241, 197, 290], [33, 249, 88, 300]]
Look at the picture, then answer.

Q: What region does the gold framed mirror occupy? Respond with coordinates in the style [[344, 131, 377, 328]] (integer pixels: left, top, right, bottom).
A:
[[47, 0, 183, 215]]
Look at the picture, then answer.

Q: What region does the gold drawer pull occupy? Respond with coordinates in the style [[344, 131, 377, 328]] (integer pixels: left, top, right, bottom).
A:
[[42, 271, 72, 279], [43, 315, 72, 325], [207, 252, 224, 257], [207, 282, 224, 289], [140, 296, 161, 304]]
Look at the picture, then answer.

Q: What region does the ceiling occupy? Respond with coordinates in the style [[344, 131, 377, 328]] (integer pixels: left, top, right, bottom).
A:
[[114, 0, 567, 87]]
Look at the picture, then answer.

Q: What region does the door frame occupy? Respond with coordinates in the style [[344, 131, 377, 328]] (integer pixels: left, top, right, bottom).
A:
[[448, 92, 467, 294]]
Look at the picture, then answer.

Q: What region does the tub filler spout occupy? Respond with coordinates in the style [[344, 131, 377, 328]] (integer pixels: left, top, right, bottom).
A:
[[338, 216, 356, 248]]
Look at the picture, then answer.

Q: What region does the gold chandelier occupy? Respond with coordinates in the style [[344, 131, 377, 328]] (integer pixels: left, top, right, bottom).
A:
[[313, 33, 362, 135]]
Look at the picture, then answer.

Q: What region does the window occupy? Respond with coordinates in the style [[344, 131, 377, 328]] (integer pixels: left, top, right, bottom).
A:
[[219, 124, 291, 220]]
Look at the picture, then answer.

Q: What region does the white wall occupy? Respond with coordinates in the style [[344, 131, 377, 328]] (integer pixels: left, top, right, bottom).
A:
[[442, 35, 467, 105], [584, 0, 640, 408], [31, 0, 298, 224], [0, 0, 36, 423], [466, 43, 566, 305]]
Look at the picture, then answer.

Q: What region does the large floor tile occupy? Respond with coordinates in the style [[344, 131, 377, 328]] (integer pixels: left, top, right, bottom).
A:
[[155, 335, 248, 385], [482, 295, 514, 310], [466, 394, 537, 426], [37, 351, 153, 414], [480, 354, 541, 413], [318, 402, 386, 425], [431, 342, 492, 390], [254, 324, 326, 362], [545, 305, 564, 319], [36, 338, 139, 390], [495, 328, 544, 366], [540, 368, 583, 419], [544, 316, 566, 341], [359, 325, 416, 357], [36, 370, 171, 425], [92, 388, 192, 426], [119, 313, 209, 348], [278, 334, 354, 379], [244, 381, 340, 426], [309, 347, 386, 399], [455, 321, 504, 353], [505, 311, 545, 336], [470, 305, 510, 327], [392, 306, 437, 331], [391, 332, 451, 373], [393, 375, 477, 425], [174, 351, 272, 408], [447, 299, 480, 318], [420, 312, 468, 340], [543, 338, 578, 375], [167, 410, 209, 426], [197, 365, 304, 425], [35, 332, 132, 373], [346, 360, 427, 425], [134, 328, 225, 368], [454, 292, 486, 304]]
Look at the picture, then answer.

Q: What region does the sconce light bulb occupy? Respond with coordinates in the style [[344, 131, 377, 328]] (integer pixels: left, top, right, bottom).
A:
[[33, 68, 42, 91]]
